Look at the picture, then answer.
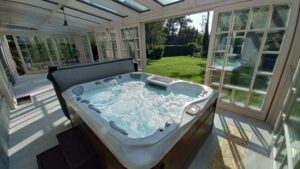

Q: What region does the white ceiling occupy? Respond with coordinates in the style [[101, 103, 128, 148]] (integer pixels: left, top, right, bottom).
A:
[[0, 0, 249, 35]]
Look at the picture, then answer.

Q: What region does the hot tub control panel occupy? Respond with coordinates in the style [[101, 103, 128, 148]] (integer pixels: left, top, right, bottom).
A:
[[186, 105, 200, 116]]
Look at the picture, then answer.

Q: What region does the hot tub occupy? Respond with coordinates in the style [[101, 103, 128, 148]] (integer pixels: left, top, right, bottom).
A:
[[62, 72, 217, 169]]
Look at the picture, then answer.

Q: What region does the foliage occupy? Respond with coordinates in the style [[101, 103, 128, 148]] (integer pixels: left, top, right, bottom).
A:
[[6, 35, 25, 75], [165, 16, 192, 45], [147, 56, 207, 84], [145, 20, 165, 57], [177, 27, 202, 45], [187, 42, 197, 55], [148, 45, 164, 60], [163, 45, 190, 57], [202, 11, 210, 58]]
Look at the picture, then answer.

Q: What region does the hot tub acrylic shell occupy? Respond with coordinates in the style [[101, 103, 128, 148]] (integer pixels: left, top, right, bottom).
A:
[[62, 72, 218, 169]]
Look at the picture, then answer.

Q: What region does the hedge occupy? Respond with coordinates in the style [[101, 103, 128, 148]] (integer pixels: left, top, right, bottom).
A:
[[162, 45, 190, 57]]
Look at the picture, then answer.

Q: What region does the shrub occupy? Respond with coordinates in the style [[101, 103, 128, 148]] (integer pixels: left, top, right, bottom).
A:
[[149, 45, 164, 59], [187, 42, 197, 56]]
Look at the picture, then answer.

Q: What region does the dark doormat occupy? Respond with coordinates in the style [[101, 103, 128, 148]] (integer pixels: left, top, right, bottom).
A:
[[16, 95, 32, 106]]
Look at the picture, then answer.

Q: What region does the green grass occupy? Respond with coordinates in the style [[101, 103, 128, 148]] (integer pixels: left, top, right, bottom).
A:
[[147, 56, 207, 84]]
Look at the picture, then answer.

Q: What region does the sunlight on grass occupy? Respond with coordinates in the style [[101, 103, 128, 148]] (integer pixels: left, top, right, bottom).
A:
[[147, 56, 207, 84]]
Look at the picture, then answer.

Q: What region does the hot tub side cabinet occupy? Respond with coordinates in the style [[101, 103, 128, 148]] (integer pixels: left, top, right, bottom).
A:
[[69, 99, 216, 169]]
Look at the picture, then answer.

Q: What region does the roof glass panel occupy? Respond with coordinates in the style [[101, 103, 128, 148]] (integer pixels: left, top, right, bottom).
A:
[[154, 0, 183, 6], [77, 0, 126, 17], [113, 0, 149, 13]]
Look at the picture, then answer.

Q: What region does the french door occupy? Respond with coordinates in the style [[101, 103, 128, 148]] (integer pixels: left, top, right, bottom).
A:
[[205, 0, 300, 120]]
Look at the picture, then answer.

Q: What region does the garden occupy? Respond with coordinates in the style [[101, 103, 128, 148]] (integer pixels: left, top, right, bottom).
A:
[[145, 14, 210, 84]]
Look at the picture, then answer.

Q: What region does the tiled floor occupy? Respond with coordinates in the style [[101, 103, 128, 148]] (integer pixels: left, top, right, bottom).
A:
[[9, 74, 71, 169], [8, 74, 274, 169], [189, 109, 273, 169]]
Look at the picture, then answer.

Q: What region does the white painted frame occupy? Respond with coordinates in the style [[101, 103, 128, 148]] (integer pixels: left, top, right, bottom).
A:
[[205, 0, 300, 120]]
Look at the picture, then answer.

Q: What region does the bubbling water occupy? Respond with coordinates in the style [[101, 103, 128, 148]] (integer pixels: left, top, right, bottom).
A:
[[81, 80, 198, 138]]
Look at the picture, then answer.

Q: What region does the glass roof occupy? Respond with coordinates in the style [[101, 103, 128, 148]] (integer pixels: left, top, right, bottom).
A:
[[113, 0, 149, 13], [77, 0, 126, 17], [154, 0, 184, 6]]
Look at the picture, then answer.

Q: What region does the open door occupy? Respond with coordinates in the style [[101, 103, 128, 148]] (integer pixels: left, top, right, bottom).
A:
[[205, 0, 300, 120]]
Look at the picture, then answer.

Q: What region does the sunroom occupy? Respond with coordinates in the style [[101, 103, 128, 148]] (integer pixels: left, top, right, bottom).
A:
[[0, 0, 299, 169]]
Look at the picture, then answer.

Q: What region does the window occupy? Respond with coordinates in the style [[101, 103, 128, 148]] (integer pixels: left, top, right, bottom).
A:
[[121, 27, 140, 65], [45, 38, 60, 66], [95, 32, 118, 61], [87, 32, 99, 61], [77, 0, 126, 17], [81, 35, 93, 63], [16, 36, 51, 71], [54, 36, 79, 66], [113, 0, 149, 13], [154, 0, 184, 6], [109, 32, 118, 59], [96, 32, 108, 60]]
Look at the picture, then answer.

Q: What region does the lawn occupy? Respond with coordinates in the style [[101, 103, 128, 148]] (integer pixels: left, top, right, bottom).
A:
[[147, 56, 207, 84]]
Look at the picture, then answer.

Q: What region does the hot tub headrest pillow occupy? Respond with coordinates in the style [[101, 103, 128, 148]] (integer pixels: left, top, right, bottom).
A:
[[47, 58, 137, 119]]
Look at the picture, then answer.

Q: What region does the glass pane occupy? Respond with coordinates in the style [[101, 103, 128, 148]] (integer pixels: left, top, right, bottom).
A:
[[217, 12, 232, 32], [289, 94, 300, 166], [214, 33, 228, 51], [250, 6, 269, 29], [220, 88, 232, 103], [212, 52, 225, 69], [258, 54, 278, 72], [233, 9, 250, 30], [210, 84, 219, 91], [229, 33, 245, 56], [211, 70, 222, 84], [223, 31, 264, 88], [78, 0, 125, 16], [233, 90, 248, 107], [270, 4, 291, 28], [253, 75, 272, 92], [155, 0, 182, 6], [248, 93, 265, 111], [264, 31, 285, 51], [114, 0, 149, 12]]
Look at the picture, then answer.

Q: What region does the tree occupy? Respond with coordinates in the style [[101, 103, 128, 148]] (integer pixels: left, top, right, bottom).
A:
[[164, 18, 178, 45], [174, 16, 192, 32], [176, 27, 201, 45], [145, 20, 165, 55], [164, 16, 192, 45], [202, 11, 210, 58]]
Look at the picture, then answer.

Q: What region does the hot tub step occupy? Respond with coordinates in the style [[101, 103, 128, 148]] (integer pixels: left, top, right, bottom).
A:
[[37, 145, 70, 169], [56, 126, 96, 169]]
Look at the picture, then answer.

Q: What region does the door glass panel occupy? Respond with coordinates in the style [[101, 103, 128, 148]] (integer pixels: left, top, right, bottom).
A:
[[248, 93, 265, 111], [214, 33, 228, 51], [223, 31, 263, 88], [264, 31, 285, 51], [233, 90, 248, 107], [289, 94, 300, 166], [233, 9, 250, 30], [253, 75, 271, 92], [250, 6, 269, 29], [220, 88, 232, 103], [212, 52, 225, 69], [270, 4, 291, 28], [210, 85, 219, 91], [211, 70, 222, 84], [258, 54, 278, 72], [217, 12, 232, 32], [229, 33, 245, 56]]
